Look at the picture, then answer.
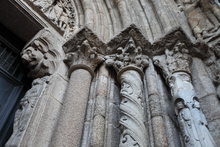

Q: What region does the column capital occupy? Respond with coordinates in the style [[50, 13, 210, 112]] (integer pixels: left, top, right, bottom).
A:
[[63, 27, 105, 77], [153, 41, 192, 82], [105, 25, 151, 81]]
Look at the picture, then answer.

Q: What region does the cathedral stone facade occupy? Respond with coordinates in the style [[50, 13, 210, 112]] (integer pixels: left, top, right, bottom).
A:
[[1, 0, 220, 146]]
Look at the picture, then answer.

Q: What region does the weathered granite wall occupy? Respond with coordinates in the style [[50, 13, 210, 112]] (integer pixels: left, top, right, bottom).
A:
[[6, 0, 220, 147]]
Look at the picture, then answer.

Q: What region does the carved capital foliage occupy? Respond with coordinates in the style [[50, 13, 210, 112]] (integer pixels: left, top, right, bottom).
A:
[[105, 25, 150, 79], [63, 27, 105, 76], [6, 76, 50, 146], [152, 28, 211, 82], [21, 29, 61, 78], [26, 0, 76, 38], [153, 42, 192, 83]]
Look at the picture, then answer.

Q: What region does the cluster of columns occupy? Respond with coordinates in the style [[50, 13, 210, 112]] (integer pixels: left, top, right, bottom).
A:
[[50, 28, 216, 147]]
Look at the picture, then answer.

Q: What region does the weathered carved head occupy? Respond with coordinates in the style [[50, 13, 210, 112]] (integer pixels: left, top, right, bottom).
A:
[[169, 72, 196, 104], [21, 31, 61, 78]]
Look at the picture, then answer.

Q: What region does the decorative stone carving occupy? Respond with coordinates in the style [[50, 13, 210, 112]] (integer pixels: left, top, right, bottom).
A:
[[63, 27, 106, 77], [27, 0, 75, 36], [153, 42, 216, 147], [105, 26, 150, 147], [118, 70, 147, 147], [64, 39, 104, 76], [105, 37, 149, 74], [6, 76, 49, 146], [174, 0, 220, 44], [21, 30, 60, 78]]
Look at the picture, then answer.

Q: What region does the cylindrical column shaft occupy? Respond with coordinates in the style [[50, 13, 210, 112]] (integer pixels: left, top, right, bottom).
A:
[[145, 61, 168, 147], [119, 70, 148, 147], [52, 69, 92, 147]]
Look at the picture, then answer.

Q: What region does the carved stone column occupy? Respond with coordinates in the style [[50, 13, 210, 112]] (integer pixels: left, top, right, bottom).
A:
[[51, 35, 104, 146], [153, 42, 216, 147], [105, 37, 149, 147]]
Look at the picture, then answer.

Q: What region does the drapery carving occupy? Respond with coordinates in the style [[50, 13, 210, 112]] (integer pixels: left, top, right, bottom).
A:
[[105, 26, 150, 147], [174, 0, 220, 44], [153, 42, 216, 147], [26, 0, 75, 37], [6, 76, 49, 146], [21, 30, 61, 78]]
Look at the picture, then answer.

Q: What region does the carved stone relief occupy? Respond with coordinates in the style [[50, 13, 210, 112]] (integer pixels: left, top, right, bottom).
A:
[[118, 70, 147, 147], [105, 26, 150, 147], [205, 42, 220, 98], [63, 27, 106, 76], [174, 0, 220, 43], [21, 30, 61, 78], [153, 42, 216, 147], [6, 76, 49, 146], [64, 39, 104, 76], [105, 37, 149, 73], [26, 0, 76, 37]]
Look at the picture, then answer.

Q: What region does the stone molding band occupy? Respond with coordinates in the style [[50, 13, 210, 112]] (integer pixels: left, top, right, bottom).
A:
[[117, 65, 144, 83], [68, 64, 95, 78]]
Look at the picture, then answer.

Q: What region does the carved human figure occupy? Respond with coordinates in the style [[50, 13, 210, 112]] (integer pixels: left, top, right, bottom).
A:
[[153, 42, 216, 147], [6, 76, 49, 146], [170, 72, 216, 146], [21, 38, 59, 78], [31, 0, 55, 11], [175, 0, 220, 40], [28, 0, 75, 34]]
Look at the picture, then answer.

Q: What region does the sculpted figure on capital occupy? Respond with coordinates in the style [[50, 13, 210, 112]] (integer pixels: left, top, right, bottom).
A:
[[153, 42, 216, 147]]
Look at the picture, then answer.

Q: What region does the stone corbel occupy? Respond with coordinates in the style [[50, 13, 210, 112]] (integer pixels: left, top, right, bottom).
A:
[[51, 27, 105, 147], [152, 30, 216, 147], [105, 25, 150, 147], [21, 29, 62, 78]]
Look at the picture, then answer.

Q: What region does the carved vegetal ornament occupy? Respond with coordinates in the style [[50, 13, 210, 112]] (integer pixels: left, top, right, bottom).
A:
[[64, 39, 104, 77], [153, 42, 216, 147], [106, 37, 149, 147]]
